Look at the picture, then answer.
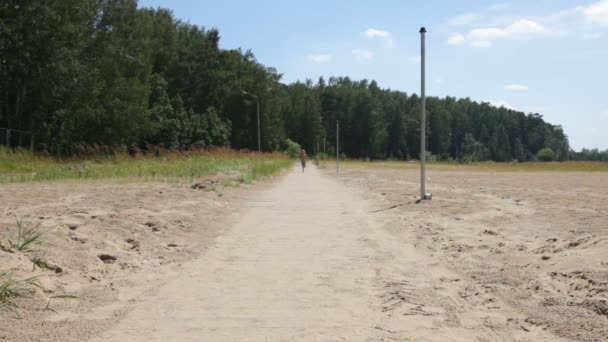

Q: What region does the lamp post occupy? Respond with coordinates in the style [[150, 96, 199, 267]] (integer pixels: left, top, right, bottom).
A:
[[242, 91, 261, 152], [336, 120, 340, 174], [419, 27, 431, 201], [323, 136, 326, 160]]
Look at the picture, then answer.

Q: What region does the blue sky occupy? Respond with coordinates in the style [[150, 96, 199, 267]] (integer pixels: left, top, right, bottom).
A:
[[139, 0, 608, 150]]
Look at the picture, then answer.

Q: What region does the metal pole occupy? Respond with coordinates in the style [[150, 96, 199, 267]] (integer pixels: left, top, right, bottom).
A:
[[419, 27, 430, 201], [323, 137, 326, 160], [256, 99, 261, 152], [336, 121, 340, 174], [242, 91, 261, 152]]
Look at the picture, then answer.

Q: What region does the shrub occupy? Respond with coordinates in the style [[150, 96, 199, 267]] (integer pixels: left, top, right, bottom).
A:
[[537, 147, 556, 162], [285, 139, 302, 159]]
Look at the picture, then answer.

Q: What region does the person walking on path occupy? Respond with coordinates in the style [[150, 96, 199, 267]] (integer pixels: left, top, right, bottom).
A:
[[299, 149, 307, 172]]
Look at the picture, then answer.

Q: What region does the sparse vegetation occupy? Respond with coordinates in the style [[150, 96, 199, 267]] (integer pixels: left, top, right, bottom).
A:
[[45, 294, 79, 312], [9, 218, 49, 252], [31, 254, 62, 274], [31, 255, 50, 271], [0, 271, 41, 309]]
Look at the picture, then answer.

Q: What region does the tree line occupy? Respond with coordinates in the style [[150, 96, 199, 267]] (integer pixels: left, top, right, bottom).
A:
[[1, 0, 579, 161]]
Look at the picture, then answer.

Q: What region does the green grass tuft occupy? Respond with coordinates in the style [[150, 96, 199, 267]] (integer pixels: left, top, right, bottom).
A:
[[0, 271, 41, 309], [9, 218, 50, 252]]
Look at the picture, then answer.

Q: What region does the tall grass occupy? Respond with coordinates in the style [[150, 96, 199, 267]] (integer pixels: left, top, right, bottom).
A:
[[0, 146, 292, 184]]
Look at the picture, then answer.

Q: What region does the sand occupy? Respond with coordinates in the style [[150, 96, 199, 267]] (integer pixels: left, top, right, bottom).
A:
[[0, 174, 254, 341], [330, 164, 608, 341], [1, 164, 606, 341]]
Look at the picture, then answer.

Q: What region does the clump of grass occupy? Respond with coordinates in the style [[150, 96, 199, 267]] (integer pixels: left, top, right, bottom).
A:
[[0, 271, 41, 309], [9, 218, 49, 252], [0, 271, 72, 315], [31, 254, 52, 272]]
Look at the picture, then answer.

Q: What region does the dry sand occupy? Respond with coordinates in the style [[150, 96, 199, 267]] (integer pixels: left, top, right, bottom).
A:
[[0, 173, 254, 341], [1, 163, 606, 341], [330, 164, 608, 341]]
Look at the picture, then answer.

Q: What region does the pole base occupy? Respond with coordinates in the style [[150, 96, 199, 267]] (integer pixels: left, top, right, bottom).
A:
[[423, 193, 432, 200]]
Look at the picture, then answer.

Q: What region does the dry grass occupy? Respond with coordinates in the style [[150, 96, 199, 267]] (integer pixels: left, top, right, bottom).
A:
[[0, 146, 292, 184]]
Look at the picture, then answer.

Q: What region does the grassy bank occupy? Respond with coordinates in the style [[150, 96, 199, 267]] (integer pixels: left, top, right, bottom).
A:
[[318, 159, 608, 172], [0, 147, 293, 184]]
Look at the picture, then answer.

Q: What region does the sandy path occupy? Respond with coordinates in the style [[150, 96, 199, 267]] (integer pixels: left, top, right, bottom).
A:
[[91, 165, 563, 341]]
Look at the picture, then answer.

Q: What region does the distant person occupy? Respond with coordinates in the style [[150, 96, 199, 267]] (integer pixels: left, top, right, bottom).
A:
[[299, 149, 307, 172]]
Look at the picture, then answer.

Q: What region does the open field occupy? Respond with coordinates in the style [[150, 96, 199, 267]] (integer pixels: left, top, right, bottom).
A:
[[318, 159, 608, 173], [325, 162, 608, 341], [1, 158, 607, 341], [0, 151, 291, 341]]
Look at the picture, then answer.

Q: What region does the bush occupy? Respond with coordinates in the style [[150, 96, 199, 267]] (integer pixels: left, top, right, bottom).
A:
[[425, 151, 438, 162], [284, 139, 301, 159], [537, 147, 556, 162]]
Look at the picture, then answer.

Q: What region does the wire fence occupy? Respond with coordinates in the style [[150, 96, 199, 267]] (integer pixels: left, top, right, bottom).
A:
[[0, 128, 35, 151]]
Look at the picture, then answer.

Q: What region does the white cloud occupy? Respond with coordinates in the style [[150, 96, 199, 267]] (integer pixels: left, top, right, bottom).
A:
[[352, 48, 374, 61], [448, 33, 466, 45], [435, 78, 443, 84], [471, 39, 492, 47], [504, 84, 529, 91], [447, 13, 481, 27], [447, 3, 608, 48], [410, 56, 421, 64], [364, 28, 393, 43], [487, 99, 515, 110], [307, 54, 332, 63], [451, 19, 559, 47], [579, 0, 608, 26], [602, 109, 608, 118], [468, 19, 550, 40]]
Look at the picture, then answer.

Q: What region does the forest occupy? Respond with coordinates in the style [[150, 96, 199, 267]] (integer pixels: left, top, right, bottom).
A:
[[0, 0, 582, 162]]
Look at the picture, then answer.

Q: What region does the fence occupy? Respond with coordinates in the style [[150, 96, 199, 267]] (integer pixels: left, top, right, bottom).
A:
[[0, 128, 34, 151]]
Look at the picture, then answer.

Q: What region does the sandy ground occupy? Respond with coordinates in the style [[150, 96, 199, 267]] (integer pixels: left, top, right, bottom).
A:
[[327, 164, 608, 341], [0, 173, 257, 341], [1, 163, 607, 341]]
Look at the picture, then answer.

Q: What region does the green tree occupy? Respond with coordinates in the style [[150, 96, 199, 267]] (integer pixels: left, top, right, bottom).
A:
[[0, 0, 572, 161], [461, 133, 488, 162], [537, 147, 556, 162]]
